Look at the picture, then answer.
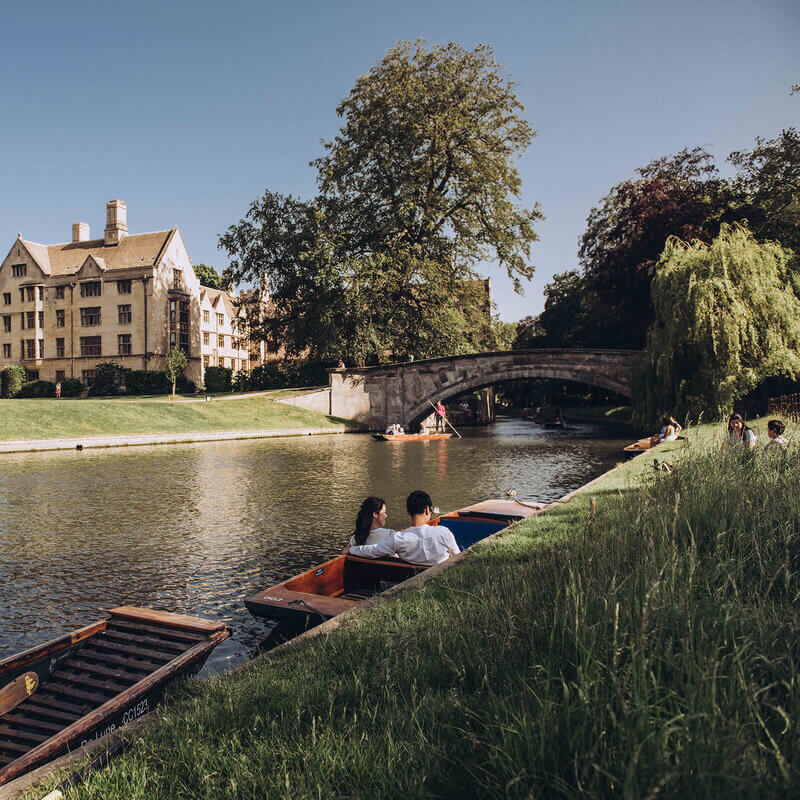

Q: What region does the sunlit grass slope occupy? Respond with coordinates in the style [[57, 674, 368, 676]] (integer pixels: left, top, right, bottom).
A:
[[29, 418, 800, 799], [0, 396, 341, 440]]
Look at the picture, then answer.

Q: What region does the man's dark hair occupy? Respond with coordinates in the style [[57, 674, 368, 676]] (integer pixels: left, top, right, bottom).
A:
[[768, 419, 786, 435], [406, 490, 433, 516]]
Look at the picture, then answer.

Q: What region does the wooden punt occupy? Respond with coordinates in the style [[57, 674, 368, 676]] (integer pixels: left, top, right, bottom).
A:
[[372, 433, 454, 441], [245, 498, 540, 626], [0, 607, 229, 787], [623, 437, 654, 456]]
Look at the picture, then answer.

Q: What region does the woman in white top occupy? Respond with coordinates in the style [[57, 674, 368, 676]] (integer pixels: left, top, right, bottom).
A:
[[726, 413, 756, 450], [347, 496, 394, 551]]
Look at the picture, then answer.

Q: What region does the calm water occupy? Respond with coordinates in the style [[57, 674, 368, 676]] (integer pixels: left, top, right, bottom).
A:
[[0, 417, 628, 673]]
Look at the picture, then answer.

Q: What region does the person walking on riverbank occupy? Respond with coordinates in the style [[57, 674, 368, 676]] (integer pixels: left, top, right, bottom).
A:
[[726, 413, 756, 450], [348, 490, 459, 566], [54, 381, 61, 399]]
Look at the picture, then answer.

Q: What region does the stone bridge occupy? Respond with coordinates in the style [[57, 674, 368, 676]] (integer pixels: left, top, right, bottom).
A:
[[327, 349, 644, 430]]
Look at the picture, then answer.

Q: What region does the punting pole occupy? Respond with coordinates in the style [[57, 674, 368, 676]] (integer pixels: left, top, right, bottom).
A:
[[425, 397, 462, 438]]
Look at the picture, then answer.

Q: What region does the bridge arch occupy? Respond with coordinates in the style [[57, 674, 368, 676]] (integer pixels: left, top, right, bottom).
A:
[[328, 349, 643, 430]]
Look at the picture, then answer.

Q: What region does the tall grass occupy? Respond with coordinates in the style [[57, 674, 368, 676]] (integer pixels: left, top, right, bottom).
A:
[[48, 438, 799, 799]]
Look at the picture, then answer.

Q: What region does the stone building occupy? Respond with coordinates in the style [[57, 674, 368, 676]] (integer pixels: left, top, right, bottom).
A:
[[0, 200, 263, 389]]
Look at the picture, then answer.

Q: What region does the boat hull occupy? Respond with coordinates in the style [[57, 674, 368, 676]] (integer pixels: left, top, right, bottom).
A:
[[373, 433, 454, 441], [0, 607, 229, 787]]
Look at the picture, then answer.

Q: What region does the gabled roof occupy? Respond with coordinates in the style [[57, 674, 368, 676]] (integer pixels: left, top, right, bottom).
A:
[[199, 285, 240, 318], [18, 230, 173, 277]]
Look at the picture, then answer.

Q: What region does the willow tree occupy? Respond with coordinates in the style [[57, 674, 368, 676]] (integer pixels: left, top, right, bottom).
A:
[[637, 224, 800, 422]]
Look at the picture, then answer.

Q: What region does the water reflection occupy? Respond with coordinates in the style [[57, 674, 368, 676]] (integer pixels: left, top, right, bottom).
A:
[[0, 417, 628, 673]]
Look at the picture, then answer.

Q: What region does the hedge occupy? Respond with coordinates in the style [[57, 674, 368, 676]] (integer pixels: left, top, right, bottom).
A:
[[17, 380, 56, 398], [124, 370, 195, 395], [1, 365, 27, 398], [204, 366, 232, 393]]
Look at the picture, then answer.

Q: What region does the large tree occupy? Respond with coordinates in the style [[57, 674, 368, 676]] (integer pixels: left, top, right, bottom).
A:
[[193, 263, 221, 289], [728, 127, 800, 255], [577, 147, 736, 348], [637, 224, 800, 422], [221, 40, 539, 364]]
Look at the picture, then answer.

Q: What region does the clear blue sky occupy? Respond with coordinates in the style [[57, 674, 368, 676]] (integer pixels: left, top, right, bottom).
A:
[[1, 0, 797, 321]]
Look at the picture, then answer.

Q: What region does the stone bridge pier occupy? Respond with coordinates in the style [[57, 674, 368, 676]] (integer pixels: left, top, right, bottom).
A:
[[328, 349, 643, 430]]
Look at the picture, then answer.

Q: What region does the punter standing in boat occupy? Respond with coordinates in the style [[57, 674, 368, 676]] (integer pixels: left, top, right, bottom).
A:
[[346, 496, 395, 552], [434, 400, 447, 433], [348, 490, 459, 566]]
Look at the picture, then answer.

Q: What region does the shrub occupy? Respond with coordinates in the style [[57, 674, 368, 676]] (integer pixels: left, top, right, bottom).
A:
[[89, 361, 126, 396], [17, 380, 56, 398], [204, 366, 232, 393], [249, 362, 288, 390], [1, 365, 27, 398], [232, 370, 251, 392], [125, 370, 171, 395], [285, 359, 330, 388], [59, 378, 83, 397]]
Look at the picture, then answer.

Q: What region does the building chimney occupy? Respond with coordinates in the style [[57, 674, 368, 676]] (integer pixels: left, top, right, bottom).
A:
[[72, 222, 90, 243], [104, 199, 128, 246]]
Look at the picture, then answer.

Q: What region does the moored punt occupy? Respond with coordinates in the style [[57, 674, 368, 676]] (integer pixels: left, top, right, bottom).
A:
[[372, 432, 454, 441], [0, 607, 229, 788], [244, 498, 541, 627], [623, 437, 654, 456]]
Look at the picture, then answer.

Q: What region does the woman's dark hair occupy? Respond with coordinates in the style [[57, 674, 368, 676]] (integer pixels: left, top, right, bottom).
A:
[[768, 419, 786, 435], [354, 496, 385, 545], [728, 413, 753, 439]]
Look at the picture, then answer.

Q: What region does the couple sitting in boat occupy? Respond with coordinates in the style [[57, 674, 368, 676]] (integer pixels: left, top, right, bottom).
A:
[[344, 491, 460, 566]]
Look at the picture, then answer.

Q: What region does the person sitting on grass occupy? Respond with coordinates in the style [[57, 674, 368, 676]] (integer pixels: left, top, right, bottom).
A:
[[344, 496, 395, 554], [650, 415, 681, 447], [766, 419, 788, 449], [726, 413, 756, 450], [347, 490, 460, 566]]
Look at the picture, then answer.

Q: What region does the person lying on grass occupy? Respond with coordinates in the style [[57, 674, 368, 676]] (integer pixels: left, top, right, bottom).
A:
[[766, 419, 788, 449], [726, 413, 757, 450], [343, 496, 395, 554], [346, 490, 460, 566]]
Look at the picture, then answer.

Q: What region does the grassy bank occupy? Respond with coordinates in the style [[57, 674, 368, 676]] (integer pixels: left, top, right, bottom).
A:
[[0, 395, 341, 440], [29, 418, 799, 798]]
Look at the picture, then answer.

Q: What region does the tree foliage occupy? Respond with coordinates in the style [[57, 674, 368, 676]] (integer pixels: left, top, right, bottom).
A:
[[165, 347, 188, 396], [728, 127, 800, 254], [221, 40, 538, 365], [637, 224, 800, 422], [193, 263, 221, 289]]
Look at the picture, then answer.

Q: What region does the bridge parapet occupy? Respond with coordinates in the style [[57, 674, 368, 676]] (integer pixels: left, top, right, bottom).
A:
[[329, 349, 644, 430]]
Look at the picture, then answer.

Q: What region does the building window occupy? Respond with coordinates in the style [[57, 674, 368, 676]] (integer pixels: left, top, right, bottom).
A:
[[169, 331, 176, 346], [2, 343, 9, 358], [203, 355, 209, 368], [169, 300, 176, 326], [25, 286, 36, 302], [26, 311, 35, 329], [37, 286, 43, 301], [203, 309, 209, 324], [118, 334, 132, 355], [80, 281, 102, 298], [56, 370, 65, 380], [20, 341, 24, 359], [55, 286, 65, 299], [3, 316, 10, 333], [56, 309, 65, 327], [218, 334, 225, 348], [173, 269, 182, 289], [203, 332, 209, 346], [38, 310, 44, 328], [216, 313, 224, 327], [19, 289, 25, 303], [81, 369, 95, 387], [117, 279, 132, 294], [11, 264, 26, 278], [38, 338, 44, 358], [25, 369, 39, 381], [20, 312, 25, 329], [3, 293, 10, 305], [179, 300, 189, 353], [80, 307, 101, 326], [25, 339, 36, 359], [118, 304, 132, 324], [56, 338, 65, 358], [80, 336, 101, 357]]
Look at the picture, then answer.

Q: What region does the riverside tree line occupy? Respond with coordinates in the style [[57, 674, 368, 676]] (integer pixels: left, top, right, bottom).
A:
[[207, 38, 799, 422]]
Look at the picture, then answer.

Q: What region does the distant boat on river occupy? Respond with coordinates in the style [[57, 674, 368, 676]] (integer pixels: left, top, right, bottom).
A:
[[244, 498, 542, 627], [372, 432, 454, 441]]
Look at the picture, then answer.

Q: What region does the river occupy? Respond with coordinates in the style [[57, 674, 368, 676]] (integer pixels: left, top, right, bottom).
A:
[[0, 417, 629, 673]]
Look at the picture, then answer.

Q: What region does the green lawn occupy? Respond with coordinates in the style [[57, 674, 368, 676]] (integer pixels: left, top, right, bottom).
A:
[[0, 395, 342, 440], [26, 417, 800, 799]]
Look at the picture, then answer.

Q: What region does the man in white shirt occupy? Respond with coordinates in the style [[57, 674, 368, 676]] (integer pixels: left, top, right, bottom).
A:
[[348, 490, 460, 566]]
